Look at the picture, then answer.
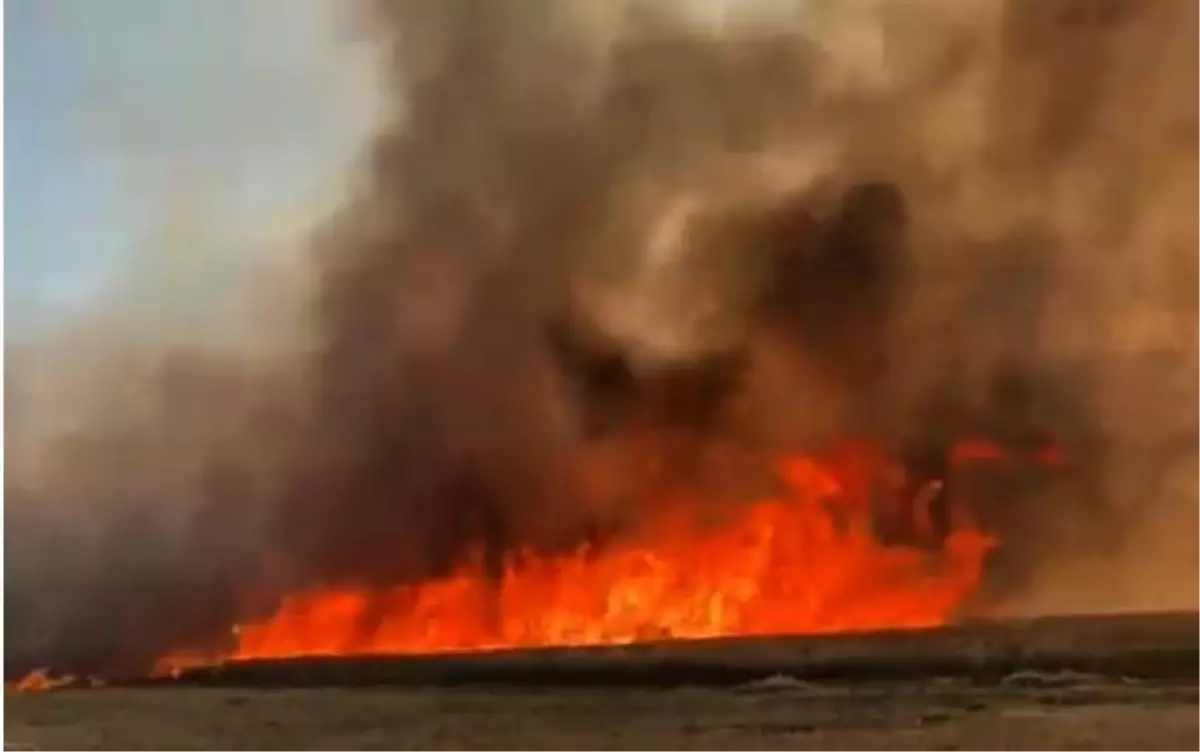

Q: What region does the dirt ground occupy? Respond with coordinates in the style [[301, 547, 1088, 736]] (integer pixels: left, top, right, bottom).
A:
[[6, 675, 1197, 750]]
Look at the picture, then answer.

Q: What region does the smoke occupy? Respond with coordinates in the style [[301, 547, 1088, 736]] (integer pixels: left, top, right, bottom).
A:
[[6, 0, 1196, 676]]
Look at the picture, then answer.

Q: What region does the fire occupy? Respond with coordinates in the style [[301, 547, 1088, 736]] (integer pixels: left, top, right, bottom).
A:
[[156, 445, 998, 673], [8, 669, 78, 693]]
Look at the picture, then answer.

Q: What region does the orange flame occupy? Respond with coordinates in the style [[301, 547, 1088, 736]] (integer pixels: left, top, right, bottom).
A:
[[156, 447, 997, 673], [8, 669, 77, 693]]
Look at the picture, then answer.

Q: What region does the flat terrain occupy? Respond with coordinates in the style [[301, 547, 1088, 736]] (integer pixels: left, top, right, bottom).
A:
[[7, 678, 1197, 750], [7, 612, 1197, 750]]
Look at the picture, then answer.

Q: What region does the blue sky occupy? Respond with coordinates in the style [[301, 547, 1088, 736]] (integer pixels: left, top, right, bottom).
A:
[[6, 0, 381, 332]]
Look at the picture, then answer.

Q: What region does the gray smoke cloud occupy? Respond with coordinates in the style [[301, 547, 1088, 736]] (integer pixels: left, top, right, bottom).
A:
[[6, 0, 1196, 676]]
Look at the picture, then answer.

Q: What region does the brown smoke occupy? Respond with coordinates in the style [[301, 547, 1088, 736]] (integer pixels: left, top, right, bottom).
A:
[[6, 0, 1197, 676]]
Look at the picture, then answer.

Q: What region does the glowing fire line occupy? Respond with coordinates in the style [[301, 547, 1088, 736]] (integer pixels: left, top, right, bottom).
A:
[[156, 448, 999, 675]]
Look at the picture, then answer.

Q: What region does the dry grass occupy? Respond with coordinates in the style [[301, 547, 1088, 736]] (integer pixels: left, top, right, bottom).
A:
[[7, 679, 1197, 750]]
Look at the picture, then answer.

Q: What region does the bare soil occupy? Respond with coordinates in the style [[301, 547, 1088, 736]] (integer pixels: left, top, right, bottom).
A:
[[8, 612, 1196, 750], [6, 678, 1198, 750]]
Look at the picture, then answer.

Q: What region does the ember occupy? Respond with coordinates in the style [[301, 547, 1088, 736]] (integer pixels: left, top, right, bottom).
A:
[[156, 446, 996, 673]]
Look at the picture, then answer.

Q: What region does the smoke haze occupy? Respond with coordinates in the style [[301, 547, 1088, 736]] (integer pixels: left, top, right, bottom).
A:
[[6, 0, 1197, 676]]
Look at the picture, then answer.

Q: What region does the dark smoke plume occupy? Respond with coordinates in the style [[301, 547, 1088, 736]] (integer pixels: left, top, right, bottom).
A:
[[6, 0, 1197, 676]]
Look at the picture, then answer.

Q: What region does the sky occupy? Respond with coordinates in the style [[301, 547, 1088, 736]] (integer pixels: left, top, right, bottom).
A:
[[5, 0, 381, 333], [3, 0, 819, 336]]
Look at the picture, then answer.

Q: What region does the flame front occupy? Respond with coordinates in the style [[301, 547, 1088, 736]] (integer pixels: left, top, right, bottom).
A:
[[8, 669, 84, 693], [158, 447, 997, 672]]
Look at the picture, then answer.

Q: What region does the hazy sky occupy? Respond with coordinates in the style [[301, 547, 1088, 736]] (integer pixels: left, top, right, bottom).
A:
[[6, 0, 381, 331]]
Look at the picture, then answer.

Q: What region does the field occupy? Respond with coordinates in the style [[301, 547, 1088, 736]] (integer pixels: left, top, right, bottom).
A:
[[7, 679, 1198, 750], [7, 613, 1197, 750]]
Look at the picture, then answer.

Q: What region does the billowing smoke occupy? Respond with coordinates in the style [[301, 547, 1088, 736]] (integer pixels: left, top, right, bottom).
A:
[[6, 0, 1196, 676]]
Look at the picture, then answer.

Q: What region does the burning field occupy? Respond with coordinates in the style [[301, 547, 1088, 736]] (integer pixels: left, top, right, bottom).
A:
[[153, 446, 997, 673], [4, 0, 1197, 745]]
